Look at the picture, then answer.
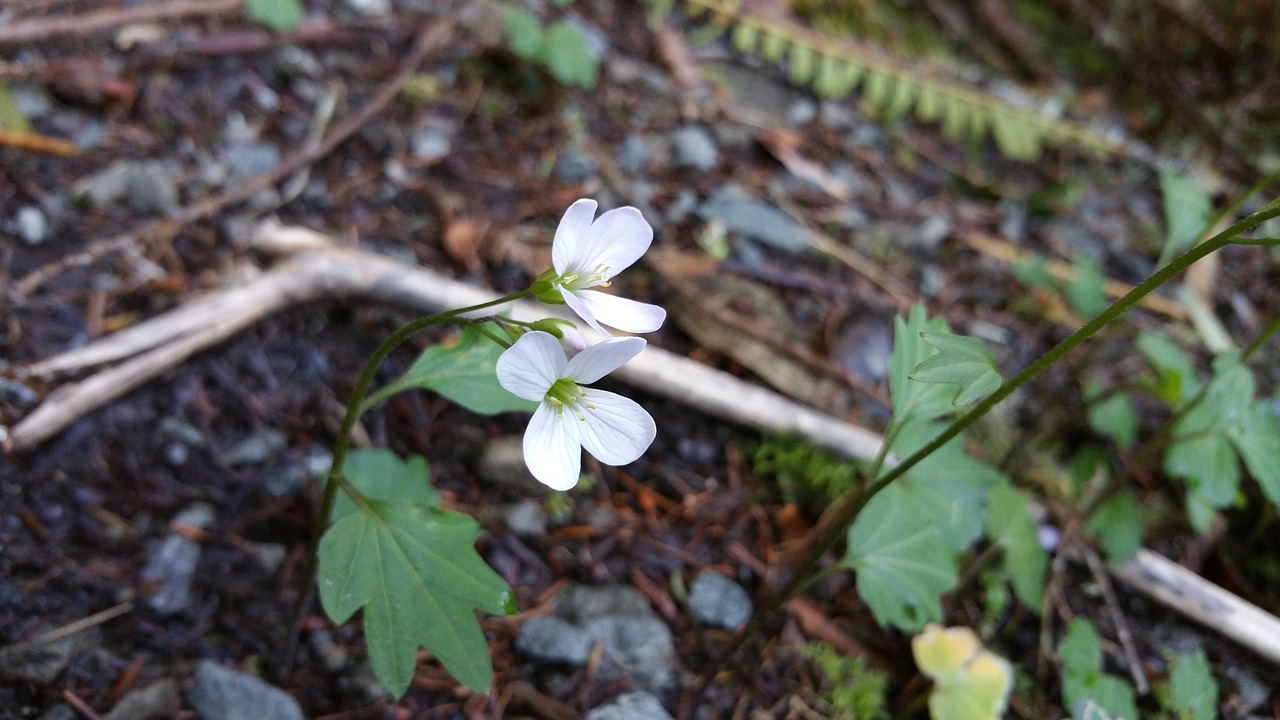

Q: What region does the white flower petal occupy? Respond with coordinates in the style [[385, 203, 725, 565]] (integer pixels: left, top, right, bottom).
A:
[[575, 389, 656, 466], [551, 199, 599, 276], [571, 290, 667, 334], [523, 402, 582, 490], [570, 206, 653, 280], [560, 288, 608, 336], [496, 331, 567, 401], [564, 337, 646, 384]]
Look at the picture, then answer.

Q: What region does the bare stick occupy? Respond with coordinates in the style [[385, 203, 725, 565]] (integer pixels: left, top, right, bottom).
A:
[[0, 0, 243, 45], [1111, 548, 1280, 665]]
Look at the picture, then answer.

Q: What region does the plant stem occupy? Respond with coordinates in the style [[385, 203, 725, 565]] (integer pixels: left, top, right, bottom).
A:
[[693, 201, 1280, 703], [780, 201, 1280, 607], [281, 288, 533, 672]]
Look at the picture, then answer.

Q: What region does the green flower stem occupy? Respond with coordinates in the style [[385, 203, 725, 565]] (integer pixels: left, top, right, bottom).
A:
[[1242, 315, 1280, 361], [317, 290, 533, 531], [356, 315, 509, 413], [284, 288, 533, 669], [701, 201, 1280, 691]]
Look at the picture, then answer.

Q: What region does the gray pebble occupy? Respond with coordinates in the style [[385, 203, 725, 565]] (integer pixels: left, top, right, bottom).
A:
[[670, 125, 718, 172], [223, 142, 281, 182], [505, 499, 547, 537], [582, 616, 675, 692], [188, 660, 303, 720], [223, 428, 286, 467], [584, 691, 674, 720], [688, 572, 752, 630], [103, 678, 179, 720], [0, 638, 76, 683], [697, 186, 810, 253], [15, 206, 50, 245], [411, 125, 452, 160], [618, 134, 650, 174], [140, 504, 214, 615], [0, 378, 39, 408], [557, 584, 655, 623], [515, 616, 593, 665]]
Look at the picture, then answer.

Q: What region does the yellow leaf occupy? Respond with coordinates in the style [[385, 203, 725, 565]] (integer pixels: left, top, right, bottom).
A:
[[912, 624, 1014, 720]]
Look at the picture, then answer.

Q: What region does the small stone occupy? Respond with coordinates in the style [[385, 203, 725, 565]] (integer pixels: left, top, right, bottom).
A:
[[125, 161, 180, 215], [10, 84, 53, 120], [0, 638, 76, 683], [248, 542, 287, 573], [411, 125, 451, 160], [15, 206, 50, 245], [515, 617, 593, 666], [505, 500, 547, 537], [273, 46, 323, 78], [697, 186, 810, 253], [786, 98, 817, 125], [618, 134, 650, 174], [557, 585, 655, 624], [309, 630, 349, 673], [907, 214, 952, 251], [343, 0, 391, 16], [36, 706, 77, 720], [140, 504, 214, 615], [584, 691, 674, 720], [688, 572, 752, 630], [223, 142, 281, 181], [188, 660, 303, 720], [163, 442, 189, 467], [223, 428, 286, 467], [582, 616, 675, 692], [103, 678, 179, 720], [670, 125, 718, 172], [478, 436, 544, 492], [74, 161, 177, 214], [554, 150, 596, 184], [0, 378, 39, 408]]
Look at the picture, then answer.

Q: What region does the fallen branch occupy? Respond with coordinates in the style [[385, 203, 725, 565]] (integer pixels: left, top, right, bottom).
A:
[[7, 222, 887, 464], [0, 0, 243, 45]]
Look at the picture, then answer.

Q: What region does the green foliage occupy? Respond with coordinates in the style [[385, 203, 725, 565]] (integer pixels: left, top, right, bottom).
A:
[[680, 0, 1116, 161], [1058, 618, 1138, 720], [1085, 383, 1138, 450], [890, 304, 958, 422], [892, 415, 1003, 553], [245, 0, 305, 33], [502, 8, 599, 89], [750, 436, 861, 508], [843, 481, 958, 630], [1162, 352, 1280, 531], [1065, 254, 1107, 318], [1158, 172, 1213, 267], [1086, 490, 1142, 562], [366, 325, 537, 415], [801, 643, 890, 719], [910, 331, 1002, 406], [1162, 649, 1218, 720], [318, 449, 514, 697], [0, 83, 31, 132], [912, 624, 1014, 720], [1136, 332, 1202, 406], [840, 304, 1015, 631], [984, 481, 1047, 608]]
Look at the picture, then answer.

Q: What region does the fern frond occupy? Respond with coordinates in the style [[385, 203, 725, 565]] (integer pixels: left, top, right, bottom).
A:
[[674, 0, 1119, 162]]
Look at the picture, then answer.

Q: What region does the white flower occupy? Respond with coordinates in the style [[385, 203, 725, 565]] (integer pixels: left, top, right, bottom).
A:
[[496, 331, 656, 490], [546, 199, 667, 336]]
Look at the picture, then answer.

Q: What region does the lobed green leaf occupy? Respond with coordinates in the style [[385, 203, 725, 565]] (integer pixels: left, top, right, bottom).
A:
[[318, 451, 514, 697]]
